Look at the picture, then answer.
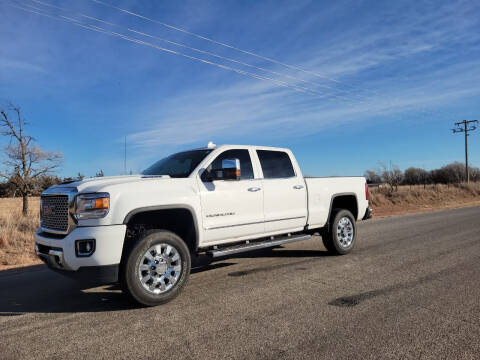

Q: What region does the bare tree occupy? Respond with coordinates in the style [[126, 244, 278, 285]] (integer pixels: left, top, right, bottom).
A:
[[364, 169, 382, 184], [0, 103, 62, 216], [430, 162, 465, 185], [380, 162, 403, 192], [403, 167, 430, 188]]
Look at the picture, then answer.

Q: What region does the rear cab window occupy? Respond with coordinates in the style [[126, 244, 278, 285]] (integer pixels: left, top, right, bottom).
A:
[[256, 150, 296, 179]]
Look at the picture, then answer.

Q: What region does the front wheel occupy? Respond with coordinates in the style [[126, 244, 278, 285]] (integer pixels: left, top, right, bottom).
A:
[[322, 209, 356, 255], [120, 229, 191, 306]]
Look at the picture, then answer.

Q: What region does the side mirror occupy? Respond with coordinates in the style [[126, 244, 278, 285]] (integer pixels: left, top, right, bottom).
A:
[[221, 158, 241, 180], [206, 158, 240, 181], [202, 158, 241, 182]]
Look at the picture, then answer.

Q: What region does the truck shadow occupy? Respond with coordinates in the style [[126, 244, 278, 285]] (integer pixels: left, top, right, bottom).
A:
[[231, 247, 331, 259], [0, 247, 328, 314], [196, 246, 331, 277], [0, 262, 235, 315], [0, 265, 133, 314], [193, 246, 330, 267]]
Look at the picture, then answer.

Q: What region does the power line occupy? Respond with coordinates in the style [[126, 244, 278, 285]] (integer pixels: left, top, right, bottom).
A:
[[9, 2, 350, 100], [83, 4, 462, 123], [90, 0, 380, 97], [8, 0, 459, 124], [26, 0, 369, 103], [452, 119, 478, 183]]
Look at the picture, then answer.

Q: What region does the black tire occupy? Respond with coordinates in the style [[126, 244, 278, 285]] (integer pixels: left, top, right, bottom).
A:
[[322, 209, 356, 255], [120, 229, 191, 306]]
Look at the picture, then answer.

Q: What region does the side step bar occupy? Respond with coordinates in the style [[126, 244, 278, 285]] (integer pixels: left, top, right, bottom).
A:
[[207, 234, 311, 258]]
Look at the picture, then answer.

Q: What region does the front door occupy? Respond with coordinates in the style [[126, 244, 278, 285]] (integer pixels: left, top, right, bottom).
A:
[[199, 149, 264, 244]]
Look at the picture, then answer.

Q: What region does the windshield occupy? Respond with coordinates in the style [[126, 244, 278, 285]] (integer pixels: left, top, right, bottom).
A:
[[142, 149, 212, 178]]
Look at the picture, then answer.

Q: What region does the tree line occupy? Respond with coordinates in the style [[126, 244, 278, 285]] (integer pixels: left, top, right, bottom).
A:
[[0, 170, 105, 198], [365, 162, 480, 191]]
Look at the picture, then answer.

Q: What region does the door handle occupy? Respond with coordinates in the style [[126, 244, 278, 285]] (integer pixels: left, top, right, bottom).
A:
[[248, 187, 262, 192], [293, 185, 304, 189]]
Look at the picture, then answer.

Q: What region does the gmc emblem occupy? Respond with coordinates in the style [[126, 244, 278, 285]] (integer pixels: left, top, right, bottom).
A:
[[43, 204, 56, 216]]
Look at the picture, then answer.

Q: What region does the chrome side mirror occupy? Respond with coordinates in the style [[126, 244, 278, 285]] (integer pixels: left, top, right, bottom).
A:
[[202, 158, 241, 182], [211, 158, 241, 181]]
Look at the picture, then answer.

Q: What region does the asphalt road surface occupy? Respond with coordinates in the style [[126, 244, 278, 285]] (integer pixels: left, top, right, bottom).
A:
[[1, 206, 480, 359]]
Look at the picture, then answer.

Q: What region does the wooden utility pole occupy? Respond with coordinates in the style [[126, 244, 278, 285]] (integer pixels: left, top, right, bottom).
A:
[[452, 120, 478, 183]]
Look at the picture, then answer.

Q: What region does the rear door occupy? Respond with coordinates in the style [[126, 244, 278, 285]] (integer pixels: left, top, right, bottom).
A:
[[256, 150, 307, 233], [198, 149, 264, 244]]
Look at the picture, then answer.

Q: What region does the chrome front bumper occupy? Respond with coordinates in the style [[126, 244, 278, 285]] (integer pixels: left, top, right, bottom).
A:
[[35, 245, 73, 270], [34, 225, 127, 271]]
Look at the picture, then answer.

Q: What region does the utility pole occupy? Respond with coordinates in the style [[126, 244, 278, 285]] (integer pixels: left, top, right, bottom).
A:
[[452, 120, 478, 183], [124, 136, 127, 175]]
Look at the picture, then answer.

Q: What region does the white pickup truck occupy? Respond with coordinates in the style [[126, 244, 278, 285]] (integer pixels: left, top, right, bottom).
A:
[[35, 144, 371, 306]]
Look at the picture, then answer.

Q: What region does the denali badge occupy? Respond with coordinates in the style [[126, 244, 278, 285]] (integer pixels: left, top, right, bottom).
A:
[[206, 212, 235, 218]]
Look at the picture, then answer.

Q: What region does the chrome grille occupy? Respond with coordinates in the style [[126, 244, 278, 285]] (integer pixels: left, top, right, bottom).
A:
[[41, 195, 69, 232]]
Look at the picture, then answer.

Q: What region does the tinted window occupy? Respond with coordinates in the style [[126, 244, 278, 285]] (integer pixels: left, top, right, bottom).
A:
[[208, 149, 254, 180], [257, 150, 295, 179], [143, 150, 212, 178]]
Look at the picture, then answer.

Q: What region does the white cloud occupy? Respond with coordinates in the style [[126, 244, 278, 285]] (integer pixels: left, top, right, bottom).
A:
[[126, 58, 480, 152], [0, 58, 46, 74]]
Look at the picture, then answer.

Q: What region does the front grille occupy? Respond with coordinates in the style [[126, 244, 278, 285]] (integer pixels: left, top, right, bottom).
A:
[[41, 195, 69, 232]]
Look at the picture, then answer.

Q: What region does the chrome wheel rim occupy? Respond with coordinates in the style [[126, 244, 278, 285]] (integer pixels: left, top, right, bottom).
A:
[[138, 243, 182, 294], [337, 217, 354, 247]]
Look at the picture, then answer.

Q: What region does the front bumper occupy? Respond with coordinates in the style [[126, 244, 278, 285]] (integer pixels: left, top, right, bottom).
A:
[[35, 225, 126, 282]]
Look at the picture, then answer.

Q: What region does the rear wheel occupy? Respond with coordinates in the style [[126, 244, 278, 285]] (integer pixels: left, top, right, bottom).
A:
[[322, 209, 356, 255], [120, 229, 191, 306]]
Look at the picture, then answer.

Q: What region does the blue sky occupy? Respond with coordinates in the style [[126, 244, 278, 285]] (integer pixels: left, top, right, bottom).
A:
[[1, 0, 479, 177]]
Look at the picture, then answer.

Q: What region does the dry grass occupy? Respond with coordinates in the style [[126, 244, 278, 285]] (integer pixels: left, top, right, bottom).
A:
[[370, 183, 480, 217], [0, 197, 41, 270]]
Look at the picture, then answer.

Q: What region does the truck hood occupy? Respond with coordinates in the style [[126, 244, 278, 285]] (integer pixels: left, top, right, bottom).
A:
[[50, 175, 172, 193], [44, 174, 199, 227]]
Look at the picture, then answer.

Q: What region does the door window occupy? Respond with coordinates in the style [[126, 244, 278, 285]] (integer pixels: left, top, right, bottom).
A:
[[207, 149, 254, 180], [257, 150, 295, 179]]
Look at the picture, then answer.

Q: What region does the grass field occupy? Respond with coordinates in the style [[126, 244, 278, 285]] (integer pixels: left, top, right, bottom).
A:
[[0, 183, 479, 269], [0, 197, 41, 269], [370, 183, 480, 217]]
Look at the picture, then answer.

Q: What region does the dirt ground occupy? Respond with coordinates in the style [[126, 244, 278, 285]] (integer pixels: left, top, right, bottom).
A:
[[370, 183, 480, 217]]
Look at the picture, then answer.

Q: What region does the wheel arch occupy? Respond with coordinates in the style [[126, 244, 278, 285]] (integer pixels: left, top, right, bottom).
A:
[[122, 205, 199, 253], [326, 193, 358, 231]]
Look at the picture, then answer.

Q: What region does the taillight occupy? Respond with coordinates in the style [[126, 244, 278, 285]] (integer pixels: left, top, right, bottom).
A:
[[365, 183, 369, 200]]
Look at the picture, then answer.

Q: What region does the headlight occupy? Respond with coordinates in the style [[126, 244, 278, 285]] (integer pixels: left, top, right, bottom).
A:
[[75, 193, 110, 220]]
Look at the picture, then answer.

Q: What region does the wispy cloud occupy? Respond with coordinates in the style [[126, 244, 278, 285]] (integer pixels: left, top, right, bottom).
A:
[[125, 0, 480, 154], [1, 0, 479, 175], [127, 65, 479, 151], [0, 58, 46, 74]]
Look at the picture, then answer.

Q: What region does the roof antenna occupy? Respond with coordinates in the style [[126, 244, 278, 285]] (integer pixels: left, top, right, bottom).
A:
[[207, 141, 216, 148]]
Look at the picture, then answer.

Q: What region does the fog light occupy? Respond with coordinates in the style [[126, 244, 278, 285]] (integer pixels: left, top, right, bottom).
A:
[[75, 239, 95, 257]]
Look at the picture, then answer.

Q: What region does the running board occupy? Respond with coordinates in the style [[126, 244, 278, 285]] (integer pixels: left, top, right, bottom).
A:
[[207, 234, 312, 258]]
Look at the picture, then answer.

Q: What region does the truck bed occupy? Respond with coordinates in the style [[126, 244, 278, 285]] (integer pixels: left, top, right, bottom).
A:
[[305, 176, 368, 229]]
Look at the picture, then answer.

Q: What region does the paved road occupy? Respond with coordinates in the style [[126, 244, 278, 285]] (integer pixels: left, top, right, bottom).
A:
[[1, 207, 480, 359]]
